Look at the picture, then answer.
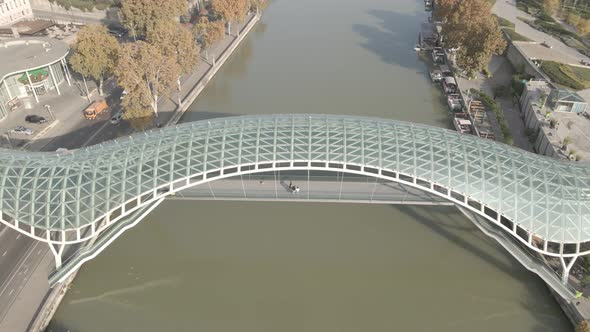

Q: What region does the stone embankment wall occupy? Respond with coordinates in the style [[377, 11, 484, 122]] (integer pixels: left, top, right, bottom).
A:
[[29, 0, 119, 25]]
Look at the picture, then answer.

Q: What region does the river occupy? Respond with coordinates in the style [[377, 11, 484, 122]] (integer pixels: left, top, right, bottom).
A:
[[48, 0, 571, 331]]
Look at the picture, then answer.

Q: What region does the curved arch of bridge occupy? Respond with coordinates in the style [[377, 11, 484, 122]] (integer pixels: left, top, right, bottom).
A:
[[0, 114, 589, 260]]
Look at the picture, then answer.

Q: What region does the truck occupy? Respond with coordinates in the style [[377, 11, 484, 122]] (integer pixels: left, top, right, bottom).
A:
[[84, 100, 108, 120]]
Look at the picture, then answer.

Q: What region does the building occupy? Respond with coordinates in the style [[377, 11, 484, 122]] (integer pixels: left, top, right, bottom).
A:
[[520, 80, 590, 161], [548, 88, 587, 113], [0, 0, 33, 27], [0, 37, 71, 120]]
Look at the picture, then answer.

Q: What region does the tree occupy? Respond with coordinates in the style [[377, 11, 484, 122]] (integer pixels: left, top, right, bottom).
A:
[[577, 320, 590, 332], [442, 0, 506, 76], [433, 0, 459, 22], [69, 25, 119, 96], [120, 0, 187, 40], [116, 41, 179, 128], [193, 16, 225, 59], [249, 0, 268, 13], [543, 0, 560, 15], [147, 20, 201, 107], [576, 19, 590, 35], [212, 0, 249, 36], [568, 12, 582, 27]]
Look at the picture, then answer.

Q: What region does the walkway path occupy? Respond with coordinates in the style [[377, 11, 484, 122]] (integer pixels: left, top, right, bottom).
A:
[[492, 0, 590, 63]]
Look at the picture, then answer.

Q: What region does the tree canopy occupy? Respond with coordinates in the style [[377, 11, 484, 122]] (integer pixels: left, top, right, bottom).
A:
[[438, 0, 506, 76], [70, 24, 119, 95], [193, 16, 226, 51], [543, 0, 560, 15], [115, 41, 179, 129], [212, 0, 249, 34], [120, 0, 187, 39], [147, 20, 200, 76], [577, 320, 590, 332]]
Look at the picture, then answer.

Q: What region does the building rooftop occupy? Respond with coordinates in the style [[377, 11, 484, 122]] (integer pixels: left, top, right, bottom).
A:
[[551, 88, 586, 103], [0, 37, 69, 80], [524, 81, 590, 161]]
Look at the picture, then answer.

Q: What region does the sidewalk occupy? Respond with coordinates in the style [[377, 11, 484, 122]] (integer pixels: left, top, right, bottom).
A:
[[452, 55, 533, 151], [88, 12, 260, 146]]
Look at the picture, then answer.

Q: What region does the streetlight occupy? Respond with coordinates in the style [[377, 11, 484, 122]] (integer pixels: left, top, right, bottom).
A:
[[44, 104, 55, 121]]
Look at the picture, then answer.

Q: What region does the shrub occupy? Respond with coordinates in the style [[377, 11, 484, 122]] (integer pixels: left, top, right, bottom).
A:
[[538, 11, 556, 23], [470, 89, 514, 145]]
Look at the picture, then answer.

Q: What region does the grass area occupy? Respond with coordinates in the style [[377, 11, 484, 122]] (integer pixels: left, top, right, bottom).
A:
[[540, 61, 590, 90], [494, 14, 516, 29], [502, 28, 533, 41], [470, 89, 513, 145]]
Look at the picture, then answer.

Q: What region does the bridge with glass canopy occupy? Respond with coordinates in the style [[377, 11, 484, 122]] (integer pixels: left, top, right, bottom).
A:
[[0, 114, 588, 298]]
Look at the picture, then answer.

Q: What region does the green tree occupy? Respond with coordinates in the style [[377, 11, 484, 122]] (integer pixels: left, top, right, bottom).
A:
[[543, 0, 560, 15], [69, 24, 119, 96], [120, 0, 187, 40], [116, 41, 179, 128], [193, 16, 226, 60], [212, 0, 249, 36], [147, 20, 201, 107]]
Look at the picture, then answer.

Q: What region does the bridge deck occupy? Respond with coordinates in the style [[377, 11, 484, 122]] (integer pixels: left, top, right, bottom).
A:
[[171, 173, 452, 205]]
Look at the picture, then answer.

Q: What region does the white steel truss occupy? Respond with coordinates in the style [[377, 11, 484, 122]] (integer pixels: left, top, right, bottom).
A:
[[0, 114, 589, 260]]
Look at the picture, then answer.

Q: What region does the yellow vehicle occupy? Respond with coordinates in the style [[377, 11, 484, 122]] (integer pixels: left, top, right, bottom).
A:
[[84, 100, 108, 120]]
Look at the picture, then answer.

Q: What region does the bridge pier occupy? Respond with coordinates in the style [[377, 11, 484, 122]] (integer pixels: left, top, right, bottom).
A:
[[560, 256, 578, 285]]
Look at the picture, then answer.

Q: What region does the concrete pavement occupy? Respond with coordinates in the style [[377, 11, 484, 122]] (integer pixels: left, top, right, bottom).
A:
[[492, 0, 590, 64]]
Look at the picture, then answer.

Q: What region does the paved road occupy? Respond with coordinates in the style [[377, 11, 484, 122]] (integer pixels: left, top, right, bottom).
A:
[[492, 0, 590, 63], [0, 80, 124, 330], [0, 225, 43, 325]]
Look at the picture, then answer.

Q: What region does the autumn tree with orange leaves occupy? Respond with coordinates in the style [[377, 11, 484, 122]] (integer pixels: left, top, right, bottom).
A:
[[212, 0, 250, 36], [436, 0, 506, 76]]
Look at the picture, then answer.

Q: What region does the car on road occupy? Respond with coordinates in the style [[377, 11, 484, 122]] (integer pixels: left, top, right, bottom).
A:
[[541, 41, 552, 49], [110, 112, 123, 124], [25, 115, 47, 124], [10, 126, 34, 135]]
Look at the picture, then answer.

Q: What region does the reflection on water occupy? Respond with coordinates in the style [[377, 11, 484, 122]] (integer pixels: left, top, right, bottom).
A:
[[48, 0, 571, 330]]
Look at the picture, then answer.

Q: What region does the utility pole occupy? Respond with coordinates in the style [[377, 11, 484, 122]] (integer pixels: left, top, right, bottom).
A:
[[44, 104, 55, 121]]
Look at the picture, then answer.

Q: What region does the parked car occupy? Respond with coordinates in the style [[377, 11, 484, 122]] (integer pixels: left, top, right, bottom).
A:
[[25, 115, 47, 124], [110, 112, 123, 125], [11, 126, 34, 135], [120, 89, 128, 100]]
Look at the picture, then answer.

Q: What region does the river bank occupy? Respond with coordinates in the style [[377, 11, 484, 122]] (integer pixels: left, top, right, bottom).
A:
[[25, 13, 261, 332]]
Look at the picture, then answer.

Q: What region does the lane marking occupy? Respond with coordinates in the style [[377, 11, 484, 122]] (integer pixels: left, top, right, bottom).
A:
[[15, 234, 20, 240], [1, 251, 6, 257], [8, 289, 13, 296]]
